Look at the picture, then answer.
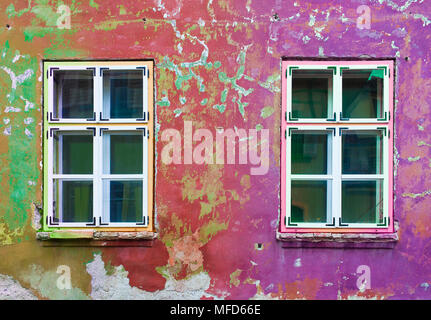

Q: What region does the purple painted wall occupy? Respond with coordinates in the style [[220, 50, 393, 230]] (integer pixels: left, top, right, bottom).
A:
[[0, 0, 430, 299]]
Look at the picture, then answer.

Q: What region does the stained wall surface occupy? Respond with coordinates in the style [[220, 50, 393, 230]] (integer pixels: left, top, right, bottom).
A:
[[0, 0, 430, 299]]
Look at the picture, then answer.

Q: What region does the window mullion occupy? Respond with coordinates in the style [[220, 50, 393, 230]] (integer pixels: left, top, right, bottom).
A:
[[333, 66, 342, 120], [333, 128, 342, 227], [94, 70, 102, 226], [143, 129, 149, 226], [383, 128, 389, 223]]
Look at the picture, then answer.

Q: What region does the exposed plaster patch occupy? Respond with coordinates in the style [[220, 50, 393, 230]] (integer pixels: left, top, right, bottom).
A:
[[31, 203, 42, 231], [407, 156, 420, 162], [402, 189, 431, 199], [0, 67, 34, 90], [3, 125, 11, 135], [0, 274, 37, 300], [86, 253, 218, 299], [20, 96, 35, 112], [20, 264, 89, 300], [4, 106, 21, 113], [294, 258, 302, 268], [421, 282, 430, 290]]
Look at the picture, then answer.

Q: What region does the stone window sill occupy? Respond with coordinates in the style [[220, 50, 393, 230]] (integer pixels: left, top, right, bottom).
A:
[[276, 221, 399, 249], [36, 230, 158, 247]]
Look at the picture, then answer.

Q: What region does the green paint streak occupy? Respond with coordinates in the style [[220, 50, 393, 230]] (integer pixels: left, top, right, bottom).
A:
[[418, 141, 431, 147], [402, 190, 431, 199], [258, 72, 281, 93], [216, 49, 253, 118], [260, 106, 274, 119], [173, 108, 182, 117], [156, 96, 171, 107], [89, 0, 99, 9], [198, 220, 228, 245], [256, 124, 263, 131], [200, 98, 208, 105], [221, 88, 228, 103], [199, 202, 212, 218], [408, 156, 420, 162], [0, 41, 39, 236], [212, 104, 226, 113]]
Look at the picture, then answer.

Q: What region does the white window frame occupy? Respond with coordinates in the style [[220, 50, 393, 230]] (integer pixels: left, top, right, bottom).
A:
[[285, 125, 389, 228], [47, 64, 149, 123], [47, 125, 149, 228], [45, 62, 151, 228], [286, 64, 390, 123], [284, 63, 391, 229]]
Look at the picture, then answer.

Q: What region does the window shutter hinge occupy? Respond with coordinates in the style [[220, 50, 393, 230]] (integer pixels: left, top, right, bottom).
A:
[[99, 217, 108, 226], [339, 218, 349, 227], [86, 217, 96, 226], [136, 216, 148, 226], [99, 67, 109, 77], [326, 217, 336, 226], [86, 67, 96, 76]]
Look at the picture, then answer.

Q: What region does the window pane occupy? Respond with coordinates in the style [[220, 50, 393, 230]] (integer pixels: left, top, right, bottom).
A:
[[291, 180, 328, 223], [342, 130, 383, 174], [103, 70, 143, 119], [104, 180, 143, 223], [291, 131, 330, 174], [54, 70, 93, 119], [104, 132, 143, 174], [342, 180, 383, 224], [55, 132, 93, 174], [342, 69, 384, 119], [54, 180, 93, 223], [291, 70, 332, 118]]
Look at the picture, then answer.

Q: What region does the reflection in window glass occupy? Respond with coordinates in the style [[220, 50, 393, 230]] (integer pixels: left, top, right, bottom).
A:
[[53, 70, 94, 119], [55, 132, 93, 174], [292, 70, 332, 119], [342, 130, 383, 174], [342, 180, 383, 224], [105, 180, 143, 223], [103, 132, 143, 174], [342, 69, 383, 119], [291, 180, 329, 223], [54, 180, 93, 223], [103, 70, 143, 119], [291, 131, 330, 175]]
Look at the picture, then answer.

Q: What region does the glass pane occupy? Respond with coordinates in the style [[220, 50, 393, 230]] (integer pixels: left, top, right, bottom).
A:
[[342, 180, 383, 224], [53, 70, 93, 119], [55, 132, 93, 174], [54, 180, 93, 223], [291, 69, 332, 118], [104, 180, 143, 223], [291, 131, 329, 174], [342, 69, 384, 119], [104, 132, 143, 174], [291, 180, 328, 223], [103, 70, 143, 119], [342, 130, 383, 174]]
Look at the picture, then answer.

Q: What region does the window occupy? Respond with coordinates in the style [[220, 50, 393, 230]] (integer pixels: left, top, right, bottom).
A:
[[43, 61, 154, 230], [281, 61, 394, 233]]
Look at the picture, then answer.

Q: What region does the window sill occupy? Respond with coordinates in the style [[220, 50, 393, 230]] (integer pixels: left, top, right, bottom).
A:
[[276, 221, 399, 249], [36, 230, 158, 247]]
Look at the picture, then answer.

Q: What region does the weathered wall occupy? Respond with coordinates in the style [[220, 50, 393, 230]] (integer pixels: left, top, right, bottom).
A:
[[0, 0, 430, 300]]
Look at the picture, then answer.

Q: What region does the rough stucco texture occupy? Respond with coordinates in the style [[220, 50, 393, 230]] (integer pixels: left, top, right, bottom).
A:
[[0, 0, 431, 300]]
